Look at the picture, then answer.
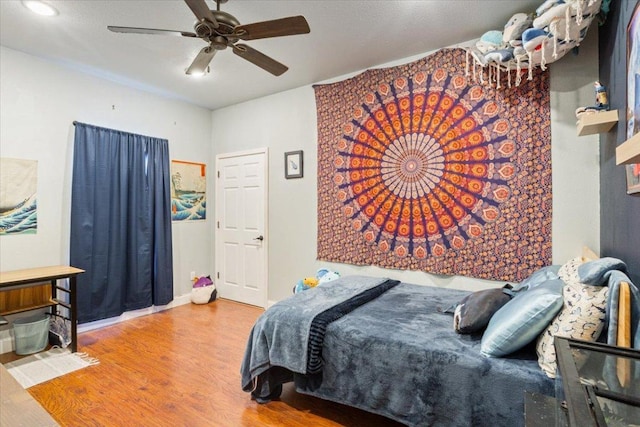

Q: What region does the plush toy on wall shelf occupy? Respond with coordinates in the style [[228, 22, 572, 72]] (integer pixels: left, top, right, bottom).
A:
[[293, 268, 341, 294]]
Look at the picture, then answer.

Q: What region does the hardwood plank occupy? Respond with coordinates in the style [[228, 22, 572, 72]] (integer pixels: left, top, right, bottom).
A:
[[23, 299, 403, 426]]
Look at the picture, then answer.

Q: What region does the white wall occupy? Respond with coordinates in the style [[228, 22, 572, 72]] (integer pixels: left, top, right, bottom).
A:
[[549, 29, 600, 262], [212, 34, 600, 304], [0, 27, 601, 323], [0, 47, 213, 333]]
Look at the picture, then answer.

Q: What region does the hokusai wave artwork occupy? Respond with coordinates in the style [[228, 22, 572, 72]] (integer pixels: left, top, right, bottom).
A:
[[171, 160, 206, 221], [0, 157, 38, 235], [314, 48, 552, 282]]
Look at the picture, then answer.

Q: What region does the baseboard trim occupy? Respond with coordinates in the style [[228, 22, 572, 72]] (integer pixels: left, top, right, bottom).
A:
[[78, 294, 191, 333]]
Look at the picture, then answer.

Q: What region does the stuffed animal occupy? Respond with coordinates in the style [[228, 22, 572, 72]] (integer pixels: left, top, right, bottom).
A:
[[316, 268, 340, 284], [190, 275, 217, 304], [293, 280, 309, 294], [465, 0, 604, 87], [476, 30, 504, 54], [502, 13, 533, 44], [303, 277, 319, 287], [522, 28, 549, 52], [292, 268, 340, 294]]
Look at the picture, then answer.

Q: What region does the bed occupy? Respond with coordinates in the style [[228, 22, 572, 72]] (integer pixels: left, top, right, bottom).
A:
[[241, 276, 554, 427]]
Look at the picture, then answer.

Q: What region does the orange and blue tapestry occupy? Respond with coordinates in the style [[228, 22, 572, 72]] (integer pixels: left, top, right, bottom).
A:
[[314, 48, 551, 282]]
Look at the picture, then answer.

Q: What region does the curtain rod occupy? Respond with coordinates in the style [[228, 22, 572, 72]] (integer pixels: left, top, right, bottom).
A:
[[72, 121, 167, 142]]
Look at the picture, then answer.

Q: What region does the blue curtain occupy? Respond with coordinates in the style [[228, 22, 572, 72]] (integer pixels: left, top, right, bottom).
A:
[[70, 122, 173, 323]]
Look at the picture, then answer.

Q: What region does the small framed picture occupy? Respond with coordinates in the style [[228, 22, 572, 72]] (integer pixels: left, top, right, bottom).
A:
[[284, 150, 303, 179]]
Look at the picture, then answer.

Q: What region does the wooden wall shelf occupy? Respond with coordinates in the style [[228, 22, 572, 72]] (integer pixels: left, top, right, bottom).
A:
[[577, 109, 618, 136], [616, 132, 640, 165]]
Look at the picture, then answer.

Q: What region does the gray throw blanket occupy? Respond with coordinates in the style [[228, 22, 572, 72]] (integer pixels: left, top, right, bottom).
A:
[[578, 258, 640, 395], [240, 275, 392, 396], [578, 257, 640, 348]]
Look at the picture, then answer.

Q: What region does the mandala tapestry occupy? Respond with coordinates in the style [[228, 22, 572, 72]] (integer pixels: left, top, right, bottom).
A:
[[314, 48, 551, 282]]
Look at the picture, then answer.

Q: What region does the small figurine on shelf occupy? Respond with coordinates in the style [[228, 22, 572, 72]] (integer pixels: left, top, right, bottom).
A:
[[576, 81, 610, 120], [594, 81, 609, 110]]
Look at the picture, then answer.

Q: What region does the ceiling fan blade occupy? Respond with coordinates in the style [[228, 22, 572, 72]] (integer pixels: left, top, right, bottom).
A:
[[184, 0, 219, 29], [108, 26, 197, 38], [232, 44, 288, 76], [186, 46, 217, 75], [233, 16, 310, 40]]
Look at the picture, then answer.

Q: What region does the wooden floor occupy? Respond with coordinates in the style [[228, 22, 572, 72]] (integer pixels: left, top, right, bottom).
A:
[[12, 300, 404, 427]]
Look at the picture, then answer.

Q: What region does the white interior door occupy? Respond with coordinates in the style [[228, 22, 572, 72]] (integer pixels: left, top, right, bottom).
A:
[[215, 149, 268, 307]]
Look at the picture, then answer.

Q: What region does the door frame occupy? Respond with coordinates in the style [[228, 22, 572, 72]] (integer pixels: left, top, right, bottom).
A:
[[214, 147, 269, 308]]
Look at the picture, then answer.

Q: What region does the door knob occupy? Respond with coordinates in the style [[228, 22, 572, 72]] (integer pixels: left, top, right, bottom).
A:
[[253, 235, 264, 241]]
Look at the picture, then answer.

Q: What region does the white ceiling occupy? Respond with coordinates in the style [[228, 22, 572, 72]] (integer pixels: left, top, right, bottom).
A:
[[0, 0, 543, 110]]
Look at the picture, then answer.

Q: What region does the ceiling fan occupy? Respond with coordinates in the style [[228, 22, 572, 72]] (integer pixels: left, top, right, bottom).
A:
[[107, 0, 310, 76]]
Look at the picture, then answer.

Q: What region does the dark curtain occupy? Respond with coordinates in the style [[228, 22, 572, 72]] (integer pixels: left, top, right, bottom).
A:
[[70, 122, 173, 323]]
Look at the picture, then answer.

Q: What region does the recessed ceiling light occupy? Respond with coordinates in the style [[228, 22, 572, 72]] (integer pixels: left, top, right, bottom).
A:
[[22, 1, 58, 17]]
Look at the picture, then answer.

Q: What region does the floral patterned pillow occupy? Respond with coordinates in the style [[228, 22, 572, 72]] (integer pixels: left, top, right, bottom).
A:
[[536, 257, 608, 377]]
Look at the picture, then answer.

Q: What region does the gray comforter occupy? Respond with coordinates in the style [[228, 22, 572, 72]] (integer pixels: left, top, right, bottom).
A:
[[241, 276, 553, 426]]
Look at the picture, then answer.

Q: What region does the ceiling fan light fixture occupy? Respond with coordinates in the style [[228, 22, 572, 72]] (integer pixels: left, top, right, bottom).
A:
[[22, 1, 58, 16], [187, 66, 210, 77]]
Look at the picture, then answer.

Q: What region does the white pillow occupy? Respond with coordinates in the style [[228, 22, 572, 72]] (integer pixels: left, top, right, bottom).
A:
[[557, 256, 583, 284], [536, 257, 608, 377]]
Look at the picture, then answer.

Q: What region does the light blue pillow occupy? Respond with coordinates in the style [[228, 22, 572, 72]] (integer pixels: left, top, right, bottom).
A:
[[481, 279, 564, 357], [511, 265, 561, 292]]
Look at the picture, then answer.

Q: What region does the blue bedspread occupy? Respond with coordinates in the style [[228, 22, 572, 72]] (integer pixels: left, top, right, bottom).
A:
[[241, 277, 554, 426]]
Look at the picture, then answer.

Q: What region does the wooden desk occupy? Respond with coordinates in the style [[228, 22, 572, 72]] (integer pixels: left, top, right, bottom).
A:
[[0, 266, 84, 353]]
